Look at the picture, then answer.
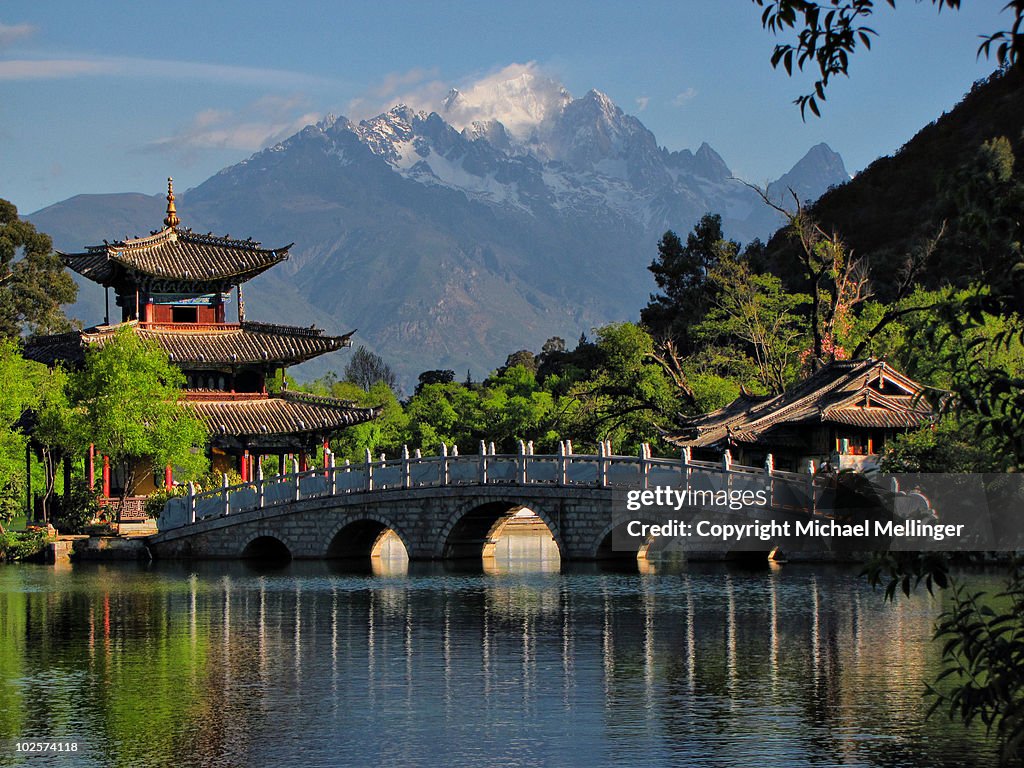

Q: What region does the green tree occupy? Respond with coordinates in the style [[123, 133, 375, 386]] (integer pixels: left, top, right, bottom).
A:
[[696, 254, 811, 392], [0, 339, 44, 529], [0, 199, 77, 338], [31, 365, 86, 524], [641, 215, 737, 354], [320, 379, 408, 462], [414, 369, 455, 395], [563, 323, 680, 452], [343, 345, 398, 395], [73, 328, 208, 501]]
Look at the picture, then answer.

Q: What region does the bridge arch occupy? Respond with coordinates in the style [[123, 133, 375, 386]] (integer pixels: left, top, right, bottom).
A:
[[323, 513, 412, 561], [240, 531, 293, 562], [591, 517, 665, 566], [436, 498, 564, 562]]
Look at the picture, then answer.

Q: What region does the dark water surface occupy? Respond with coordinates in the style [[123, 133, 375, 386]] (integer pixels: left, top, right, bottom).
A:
[[0, 557, 999, 767]]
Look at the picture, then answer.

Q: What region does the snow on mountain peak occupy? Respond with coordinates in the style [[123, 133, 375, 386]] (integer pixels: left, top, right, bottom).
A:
[[440, 63, 571, 140]]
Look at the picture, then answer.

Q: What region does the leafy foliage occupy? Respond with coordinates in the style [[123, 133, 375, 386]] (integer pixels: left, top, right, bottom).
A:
[[52, 479, 101, 534], [641, 216, 737, 354], [753, 0, 1022, 118], [0, 338, 48, 529], [72, 328, 208, 498], [0, 198, 77, 338], [0, 528, 50, 562], [343, 345, 398, 395], [696, 254, 810, 392], [926, 564, 1024, 764]]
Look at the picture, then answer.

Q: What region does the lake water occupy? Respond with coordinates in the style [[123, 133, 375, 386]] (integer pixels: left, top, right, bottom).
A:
[[0, 552, 999, 767]]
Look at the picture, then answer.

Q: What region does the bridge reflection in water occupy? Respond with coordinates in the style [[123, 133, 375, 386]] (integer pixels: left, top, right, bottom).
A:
[[0, 561, 995, 766]]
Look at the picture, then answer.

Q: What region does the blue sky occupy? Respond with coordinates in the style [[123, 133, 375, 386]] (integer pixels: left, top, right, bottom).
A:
[[0, 0, 1012, 214]]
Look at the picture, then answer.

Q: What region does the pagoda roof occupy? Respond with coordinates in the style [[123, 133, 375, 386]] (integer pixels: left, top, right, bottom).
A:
[[61, 227, 291, 293], [22, 320, 354, 368], [666, 359, 936, 450], [187, 390, 380, 441]]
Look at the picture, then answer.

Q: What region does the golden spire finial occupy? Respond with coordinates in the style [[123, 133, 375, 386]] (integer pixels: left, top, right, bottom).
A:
[[163, 176, 180, 228]]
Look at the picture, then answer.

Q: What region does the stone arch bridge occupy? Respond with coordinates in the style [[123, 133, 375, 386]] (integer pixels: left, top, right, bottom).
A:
[[150, 442, 824, 562]]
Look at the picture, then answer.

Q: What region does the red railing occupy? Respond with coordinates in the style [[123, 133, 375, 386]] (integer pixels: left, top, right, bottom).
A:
[[138, 322, 241, 332]]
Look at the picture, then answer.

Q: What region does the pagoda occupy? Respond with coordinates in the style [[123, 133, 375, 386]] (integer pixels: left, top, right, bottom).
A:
[[25, 179, 379, 509]]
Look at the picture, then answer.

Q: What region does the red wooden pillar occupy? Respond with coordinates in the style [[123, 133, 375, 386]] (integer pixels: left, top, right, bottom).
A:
[[240, 450, 249, 483], [164, 463, 173, 489], [87, 444, 95, 490], [102, 455, 111, 498], [298, 452, 307, 473]]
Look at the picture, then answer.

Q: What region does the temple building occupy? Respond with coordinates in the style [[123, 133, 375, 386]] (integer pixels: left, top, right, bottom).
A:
[[25, 179, 378, 514], [665, 358, 936, 473]]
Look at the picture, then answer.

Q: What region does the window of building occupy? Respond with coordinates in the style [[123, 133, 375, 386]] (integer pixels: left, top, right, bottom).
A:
[[171, 305, 198, 323]]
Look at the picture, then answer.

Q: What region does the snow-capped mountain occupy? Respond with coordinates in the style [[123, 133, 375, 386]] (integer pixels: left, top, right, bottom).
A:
[[32, 72, 848, 385]]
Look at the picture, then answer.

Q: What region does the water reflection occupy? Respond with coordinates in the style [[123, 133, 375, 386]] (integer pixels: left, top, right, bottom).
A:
[[0, 559, 1001, 768]]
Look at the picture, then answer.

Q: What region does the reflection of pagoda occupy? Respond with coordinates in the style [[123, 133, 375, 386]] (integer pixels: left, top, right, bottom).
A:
[[26, 179, 378, 502]]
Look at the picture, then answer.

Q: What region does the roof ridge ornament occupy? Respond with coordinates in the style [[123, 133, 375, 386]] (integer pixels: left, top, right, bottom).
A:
[[163, 177, 180, 228]]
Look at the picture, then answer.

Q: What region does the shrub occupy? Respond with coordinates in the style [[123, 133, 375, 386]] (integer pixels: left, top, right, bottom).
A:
[[51, 479, 101, 534], [0, 529, 51, 562]]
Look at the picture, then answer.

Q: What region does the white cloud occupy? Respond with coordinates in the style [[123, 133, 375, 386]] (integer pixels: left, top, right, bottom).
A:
[[635, 96, 650, 112], [0, 54, 333, 89], [672, 87, 698, 106], [0, 58, 115, 79], [0, 22, 35, 49], [346, 61, 572, 139], [142, 95, 322, 164], [438, 63, 571, 137], [345, 66, 446, 120]]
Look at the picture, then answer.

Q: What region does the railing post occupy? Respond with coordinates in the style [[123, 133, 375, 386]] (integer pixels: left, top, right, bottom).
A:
[[808, 460, 816, 513], [681, 445, 691, 488], [256, 459, 265, 509], [365, 448, 374, 492], [599, 441, 608, 488], [188, 481, 196, 524], [640, 443, 651, 490], [764, 453, 774, 509], [222, 473, 230, 517], [518, 440, 527, 484], [722, 449, 733, 498], [328, 451, 337, 496], [558, 441, 568, 486], [402, 445, 411, 489], [479, 440, 488, 485], [441, 443, 450, 486]]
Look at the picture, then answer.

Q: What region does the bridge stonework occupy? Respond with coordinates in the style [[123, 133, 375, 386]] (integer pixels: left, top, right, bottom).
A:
[[149, 485, 620, 562]]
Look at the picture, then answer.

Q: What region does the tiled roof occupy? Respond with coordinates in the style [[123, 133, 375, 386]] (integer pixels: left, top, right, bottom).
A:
[[22, 321, 354, 368], [61, 227, 290, 290], [667, 359, 935, 449], [189, 391, 380, 438]]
